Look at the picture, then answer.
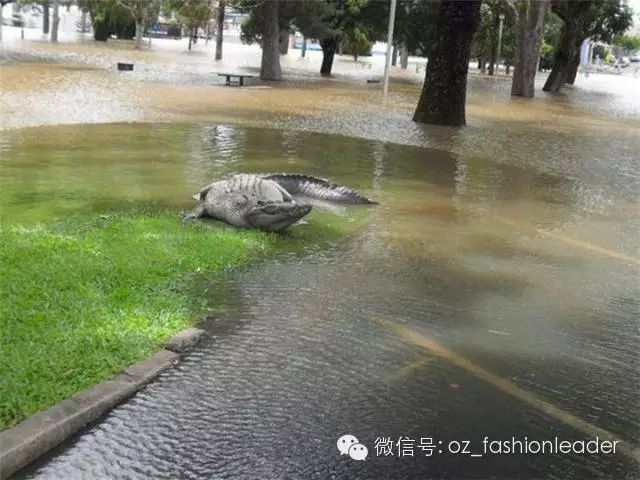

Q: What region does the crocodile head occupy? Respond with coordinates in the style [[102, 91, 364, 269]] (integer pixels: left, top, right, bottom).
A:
[[244, 202, 312, 232]]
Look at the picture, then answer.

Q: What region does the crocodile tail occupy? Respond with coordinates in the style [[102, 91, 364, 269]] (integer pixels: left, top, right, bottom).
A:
[[263, 173, 377, 205]]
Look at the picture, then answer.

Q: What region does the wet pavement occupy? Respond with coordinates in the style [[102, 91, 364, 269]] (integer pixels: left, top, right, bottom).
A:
[[1, 35, 639, 480]]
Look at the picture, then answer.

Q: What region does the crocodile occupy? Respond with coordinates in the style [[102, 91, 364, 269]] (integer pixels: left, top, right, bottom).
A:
[[185, 173, 376, 232]]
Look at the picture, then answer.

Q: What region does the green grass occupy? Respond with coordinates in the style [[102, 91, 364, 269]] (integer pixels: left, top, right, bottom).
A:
[[0, 203, 369, 430], [0, 211, 278, 429]]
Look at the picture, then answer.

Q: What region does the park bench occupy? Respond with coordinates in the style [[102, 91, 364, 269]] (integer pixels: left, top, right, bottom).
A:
[[217, 72, 256, 86]]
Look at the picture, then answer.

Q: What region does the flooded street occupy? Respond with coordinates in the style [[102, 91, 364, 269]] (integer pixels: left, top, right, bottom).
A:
[[1, 34, 639, 479]]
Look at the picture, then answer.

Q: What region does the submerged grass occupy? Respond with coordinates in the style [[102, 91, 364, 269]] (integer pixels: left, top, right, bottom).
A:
[[0, 210, 278, 429]]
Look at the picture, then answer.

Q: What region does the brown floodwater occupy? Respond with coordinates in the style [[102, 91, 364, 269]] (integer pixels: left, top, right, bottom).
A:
[[2, 39, 639, 479]]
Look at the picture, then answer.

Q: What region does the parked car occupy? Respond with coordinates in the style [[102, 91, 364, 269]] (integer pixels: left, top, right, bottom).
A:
[[147, 22, 182, 39], [617, 57, 631, 68], [630, 53, 640, 62]]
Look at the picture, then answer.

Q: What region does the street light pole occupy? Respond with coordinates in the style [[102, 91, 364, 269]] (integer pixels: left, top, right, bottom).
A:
[[496, 13, 505, 73], [382, 0, 397, 99]]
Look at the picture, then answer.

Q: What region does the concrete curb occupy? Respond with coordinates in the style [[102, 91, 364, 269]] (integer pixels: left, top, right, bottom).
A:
[[164, 327, 206, 353], [0, 328, 206, 479]]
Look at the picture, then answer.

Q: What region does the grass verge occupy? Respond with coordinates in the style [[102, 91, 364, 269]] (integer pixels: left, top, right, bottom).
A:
[[0, 210, 277, 429]]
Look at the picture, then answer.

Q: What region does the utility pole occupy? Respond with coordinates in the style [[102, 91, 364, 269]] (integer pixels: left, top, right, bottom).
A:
[[382, 0, 397, 99], [496, 13, 505, 73]]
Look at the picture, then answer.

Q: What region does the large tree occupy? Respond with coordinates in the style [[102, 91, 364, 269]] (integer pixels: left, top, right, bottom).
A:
[[239, 0, 378, 76], [41, 1, 50, 34], [237, 0, 295, 74], [51, 0, 60, 43], [471, 2, 493, 73], [413, 0, 482, 127], [511, 0, 550, 97], [543, 0, 632, 93], [169, 0, 212, 51], [294, 0, 370, 76], [215, 0, 225, 60], [116, 0, 159, 49], [260, 0, 281, 80], [470, 0, 515, 76], [81, 0, 136, 41]]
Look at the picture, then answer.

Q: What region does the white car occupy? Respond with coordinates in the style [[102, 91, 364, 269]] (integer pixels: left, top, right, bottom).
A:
[[630, 53, 640, 62], [613, 57, 630, 68]]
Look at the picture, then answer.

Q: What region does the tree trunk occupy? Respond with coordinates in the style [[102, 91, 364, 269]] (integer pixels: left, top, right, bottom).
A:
[[135, 18, 143, 50], [260, 0, 281, 80], [278, 30, 289, 55], [400, 43, 409, 69], [511, 0, 550, 98], [301, 37, 307, 58], [565, 54, 579, 84], [43, 1, 50, 34], [488, 13, 499, 76], [51, 0, 60, 43], [79, 8, 88, 33], [413, 0, 481, 126], [188, 27, 193, 50], [215, 0, 225, 60], [392, 43, 398, 66], [542, 21, 581, 92], [320, 37, 338, 76]]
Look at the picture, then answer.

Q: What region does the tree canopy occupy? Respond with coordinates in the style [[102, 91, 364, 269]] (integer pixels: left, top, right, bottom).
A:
[[543, 0, 633, 91], [613, 34, 640, 52]]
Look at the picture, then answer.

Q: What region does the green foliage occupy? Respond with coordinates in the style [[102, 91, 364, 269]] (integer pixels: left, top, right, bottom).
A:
[[613, 34, 640, 52], [0, 211, 275, 429], [235, 0, 297, 44], [236, 0, 441, 59], [341, 26, 371, 59], [237, 0, 372, 46], [501, 21, 516, 68], [550, 0, 634, 47], [294, 0, 369, 43], [165, 0, 212, 30], [80, 0, 136, 40], [539, 41, 555, 70], [470, 0, 516, 69], [359, 0, 440, 57], [471, 2, 494, 61], [592, 44, 608, 61], [539, 10, 563, 70], [399, 0, 440, 57]]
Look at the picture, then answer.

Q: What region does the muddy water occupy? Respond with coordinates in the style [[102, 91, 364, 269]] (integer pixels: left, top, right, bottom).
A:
[[3, 38, 639, 479], [3, 118, 638, 479]]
